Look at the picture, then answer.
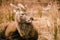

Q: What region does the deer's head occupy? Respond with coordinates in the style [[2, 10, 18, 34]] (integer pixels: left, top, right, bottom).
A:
[[10, 3, 34, 23]]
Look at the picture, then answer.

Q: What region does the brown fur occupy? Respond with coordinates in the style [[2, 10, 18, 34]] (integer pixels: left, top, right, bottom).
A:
[[18, 22, 36, 38], [5, 21, 37, 38], [5, 9, 38, 39], [5, 21, 17, 37]]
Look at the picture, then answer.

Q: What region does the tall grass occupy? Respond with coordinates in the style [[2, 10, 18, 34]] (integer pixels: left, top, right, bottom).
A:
[[0, 0, 2, 5], [0, 13, 14, 24], [8, 13, 14, 21], [38, 10, 42, 17]]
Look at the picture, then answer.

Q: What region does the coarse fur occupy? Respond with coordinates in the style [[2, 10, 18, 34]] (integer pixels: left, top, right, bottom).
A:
[[5, 13, 38, 40]]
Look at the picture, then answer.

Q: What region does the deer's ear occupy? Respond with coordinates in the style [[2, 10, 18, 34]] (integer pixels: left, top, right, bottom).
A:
[[18, 3, 25, 9], [10, 3, 18, 9]]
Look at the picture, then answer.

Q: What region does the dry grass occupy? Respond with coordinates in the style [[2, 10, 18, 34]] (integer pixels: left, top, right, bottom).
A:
[[0, 0, 60, 40]]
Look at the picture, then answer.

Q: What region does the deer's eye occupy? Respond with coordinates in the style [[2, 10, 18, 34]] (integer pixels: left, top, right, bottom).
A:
[[21, 13, 24, 15]]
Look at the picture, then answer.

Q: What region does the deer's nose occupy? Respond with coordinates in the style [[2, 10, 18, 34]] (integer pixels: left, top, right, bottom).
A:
[[30, 17, 34, 20]]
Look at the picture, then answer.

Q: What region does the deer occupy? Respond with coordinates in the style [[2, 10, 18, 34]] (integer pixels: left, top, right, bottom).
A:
[[5, 3, 38, 40]]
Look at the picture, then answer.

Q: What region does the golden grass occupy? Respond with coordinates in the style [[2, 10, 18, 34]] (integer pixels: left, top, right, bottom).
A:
[[0, 1, 59, 40]]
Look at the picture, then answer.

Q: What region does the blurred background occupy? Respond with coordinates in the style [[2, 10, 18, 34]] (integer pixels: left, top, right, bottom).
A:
[[0, 0, 60, 40]]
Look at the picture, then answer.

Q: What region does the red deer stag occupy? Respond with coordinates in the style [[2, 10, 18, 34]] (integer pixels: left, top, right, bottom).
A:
[[5, 3, 38, 40]]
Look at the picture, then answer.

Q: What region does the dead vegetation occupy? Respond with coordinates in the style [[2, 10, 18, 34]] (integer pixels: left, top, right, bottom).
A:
[[0, 0, 60, 40]]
